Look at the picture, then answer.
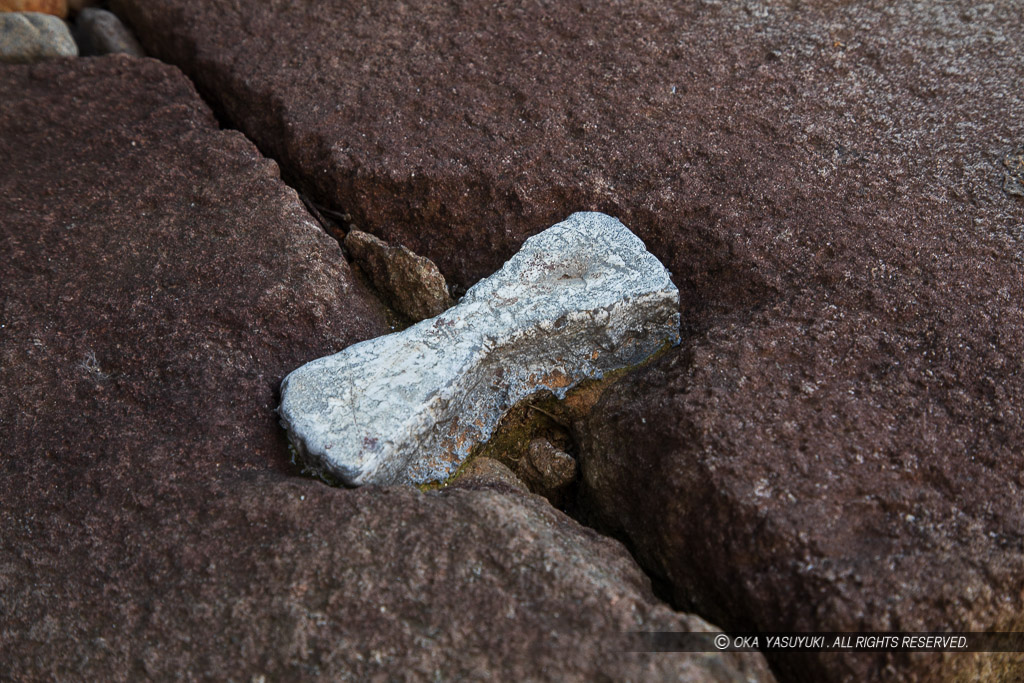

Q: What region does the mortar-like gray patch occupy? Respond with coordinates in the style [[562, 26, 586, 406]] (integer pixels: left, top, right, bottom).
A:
[[279, 212, 680, 486]]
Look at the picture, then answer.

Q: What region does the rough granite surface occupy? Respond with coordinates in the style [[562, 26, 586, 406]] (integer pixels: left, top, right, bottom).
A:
[[110, 0, 793, 318], [0, 56, 774, 682], [0, 55, 388, 483], [580, 289, 1024, 683], [2, 474, 777, 681], [110, 0, 1024, 328], [280, 212, 680, 486]]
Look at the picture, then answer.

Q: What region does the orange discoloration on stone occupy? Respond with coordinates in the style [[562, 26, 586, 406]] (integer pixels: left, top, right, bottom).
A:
[[536, 368, 572, 390], [0, 0, 67, 18]]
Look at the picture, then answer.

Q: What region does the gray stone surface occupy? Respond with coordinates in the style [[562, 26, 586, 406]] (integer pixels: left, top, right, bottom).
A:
[[280, 212, 680, 486], [75, 8, 143, 56], [0, 11, 76, 62]]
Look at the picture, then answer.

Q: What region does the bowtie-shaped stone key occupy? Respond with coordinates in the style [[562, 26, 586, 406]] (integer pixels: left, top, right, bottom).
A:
[[278, 212, 681, 486]]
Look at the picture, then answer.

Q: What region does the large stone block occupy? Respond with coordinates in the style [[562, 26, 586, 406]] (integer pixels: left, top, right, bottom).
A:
[[580, 290, 1024, 682], [0, 54, 388, 517], [2, 473, 777, 681], [280, 212, 680, 486]]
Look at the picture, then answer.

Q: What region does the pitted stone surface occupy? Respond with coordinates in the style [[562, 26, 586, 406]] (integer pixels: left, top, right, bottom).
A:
[[280, 212, 680, 486]]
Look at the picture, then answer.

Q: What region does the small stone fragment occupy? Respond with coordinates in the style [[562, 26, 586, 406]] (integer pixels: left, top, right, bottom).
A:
[[344, 229, 454, 322], [74, 8, 143, 56], [448, 457, 525, 492], [0, 0, 66, 18], [0, 11, 74, 62], [279, 212, 681, 487], [1003, 145, 1024, 198], [520, 438, 577, 505]]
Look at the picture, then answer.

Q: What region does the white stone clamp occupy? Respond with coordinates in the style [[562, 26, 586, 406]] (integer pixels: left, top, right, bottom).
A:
[[279, 212, 680, 486]]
